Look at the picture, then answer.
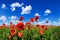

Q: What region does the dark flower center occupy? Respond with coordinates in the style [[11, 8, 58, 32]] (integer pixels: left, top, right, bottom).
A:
[[19, 26, 22, 28]]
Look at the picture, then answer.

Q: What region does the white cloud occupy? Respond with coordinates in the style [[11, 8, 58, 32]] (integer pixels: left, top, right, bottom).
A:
[[38, 20, 46, 25], [11, 8, 15, 11], [49, 21, 51, 23], [45, 18, 51, 23], [45, 18, 48, 21], [35, 13, 40, 16], [10, 2, 24, 11], [45, 9, 51, 13], [58, 19, 60, 21], [1, 4, 6, 9], [9, 16, 19, 24], [21, 5, 32, 15], [37, 20, 60, 26], [44, 9, 51, 15], [53, 22, 56, 23], [5, 22, 9, 25], [10, 16, 17, 20], [38, 19, 52, 25], [0, 16, 6, 22], [53, 22, 60, 26]]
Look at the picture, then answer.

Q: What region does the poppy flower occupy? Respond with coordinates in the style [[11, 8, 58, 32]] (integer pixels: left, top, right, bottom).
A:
[[35, 19, 38, 21], [44, 26, 48, 30], [10, 22, 12, 25], [10, 28, 16, 36], [28, 24, 31, 30], [26, 22, 30, 25], [17, 32, 23, 37], [10, 25, 16, 36], [10, 24, 15, 29], [10, 26, 14, 30], [0, 26, 3, 28], [40, 29, 44, 35], [40, 25, 48, 30], [2, 23, 6, 27], [30, 18, 35, 22], [34, 24, 40, 28], [35, 16, 39, 21], [19, 16, 24, 21], [26, 22, 31, 29], [40, 25, 45, 28], [35, 24, 40, 27], [16, 22, 25, 30]]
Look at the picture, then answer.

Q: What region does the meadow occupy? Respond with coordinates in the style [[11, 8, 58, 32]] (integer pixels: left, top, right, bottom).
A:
[[0, 23, 60, 40], [0, 16, 60, 40]]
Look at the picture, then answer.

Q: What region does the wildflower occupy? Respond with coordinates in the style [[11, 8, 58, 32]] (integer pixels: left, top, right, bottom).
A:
[[16, 22, 25, 30], [17, 32, 23, 37], [10, 22, 12, 25], [40, 25, 45, 28], [26, 21, 30, 25], [26, 22, 31, 29], [10, 28, 16, 36], [2, 23, 6, 27], [28, 24, 31, 30], [40, 29, 44, 35], [35, 16, 39, 21], [30, 18, 35, 22], [35, 16, 39, 19], [44, 26, 48, 30], [19, 16, 24, 21], [40, 25, 48, 30], [0, 26, 3, 28], [10, 24, 14, 29], [35, 24, 40, 27]]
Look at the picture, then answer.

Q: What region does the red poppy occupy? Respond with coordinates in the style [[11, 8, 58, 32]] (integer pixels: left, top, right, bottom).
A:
[[10, 28, 16, 36], [10, 25, 14, 30], [35, 16, 39, 19], [44, 26, 48, 30], [40, 29, 44, 35], [35, 16, 39, 21], [40, 25, 48, 30], [35, 19, 38, 21], [35, 24, 40, 27], [16, 22, 25, 30], [17, 32, 23, 37], [30, 18, 35, 22], [10, 22, 12, 25], [40, 25, 45, 28], [2, 23, 6, 27], [0, 26, 3, 28], [10, 24, 15, 29], [28, 24, 31, 30], [26, 22, 30, 25], [19, 16, 24, 21], [26, 22, 31, 29]]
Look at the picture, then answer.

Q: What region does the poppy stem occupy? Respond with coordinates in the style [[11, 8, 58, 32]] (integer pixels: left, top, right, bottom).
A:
[[11, 36, 13, 40], [17, 37, 22, 40], [40, 35, 43, 40]]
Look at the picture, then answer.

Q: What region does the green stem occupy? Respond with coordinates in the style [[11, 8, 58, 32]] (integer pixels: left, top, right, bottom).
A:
[[17, 37, 22, 40], [40, 35, 43, 40]]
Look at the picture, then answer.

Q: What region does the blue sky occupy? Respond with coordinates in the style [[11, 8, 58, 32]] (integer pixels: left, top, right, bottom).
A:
[[0, 0, 60, 26]]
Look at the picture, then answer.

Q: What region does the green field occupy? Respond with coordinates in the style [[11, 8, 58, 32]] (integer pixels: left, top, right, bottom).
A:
[[0, 25, 60, 40]]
